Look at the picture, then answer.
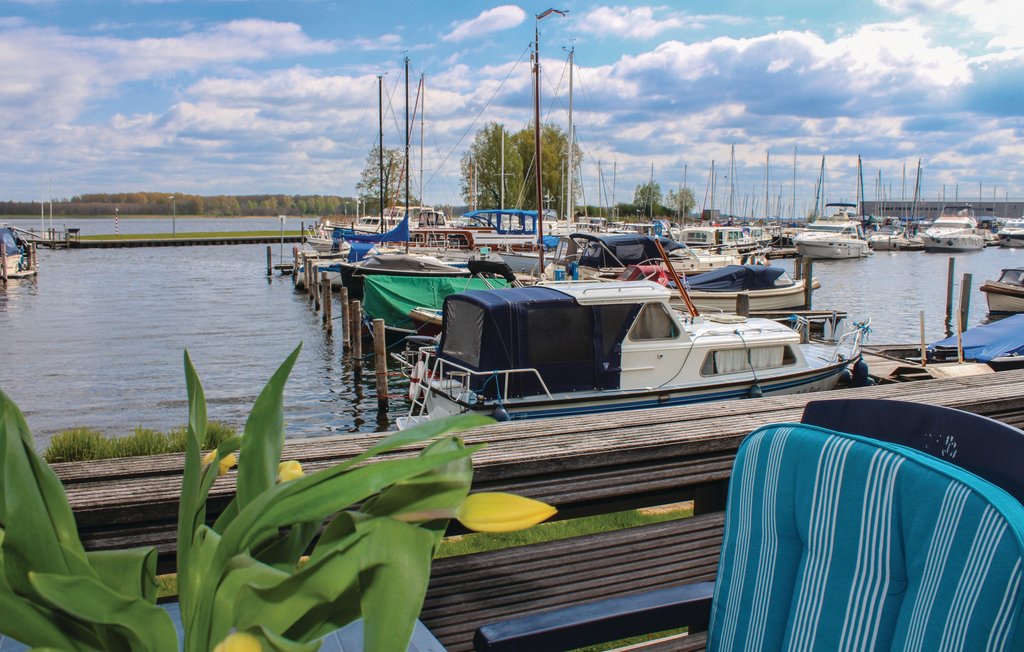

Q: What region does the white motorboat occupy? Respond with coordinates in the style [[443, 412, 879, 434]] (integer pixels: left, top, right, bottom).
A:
[[1, 225, 38, 279], [793, 204, 870, 259], [569, 232, 742, 280], [981, 268, 1024, 314], [866, 222, 922, 251], [997, 219, 1024, 248], [398, 280, 868, 428], [616, 264, 817, 312], [677, 225, 760, 253], [922, 206, 985, 252]]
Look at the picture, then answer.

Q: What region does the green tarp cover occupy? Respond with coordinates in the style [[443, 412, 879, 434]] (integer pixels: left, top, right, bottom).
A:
[[362, 274, 509, 328]]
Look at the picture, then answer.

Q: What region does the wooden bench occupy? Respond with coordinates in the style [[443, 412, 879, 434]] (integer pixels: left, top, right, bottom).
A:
[[53, 369, 1024, 651]]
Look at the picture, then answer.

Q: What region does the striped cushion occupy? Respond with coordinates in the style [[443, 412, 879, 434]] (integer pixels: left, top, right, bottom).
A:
[[708, 423, 1024, 651]]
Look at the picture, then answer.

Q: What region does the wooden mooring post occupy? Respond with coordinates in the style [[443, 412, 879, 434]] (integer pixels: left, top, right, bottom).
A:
[[1, 246, 7, 282], [958, 272, 972, 333], [340, 287, 351, 351], [351, 300, 363, 371], [736, 291, 750, 317], [373, 319, 389, 411], [321, 272, 333, 334], [801, 257, 813, 310], [944, 257, 956, 336], [312, 264, 321, 312], [266, 245, 273, 276]]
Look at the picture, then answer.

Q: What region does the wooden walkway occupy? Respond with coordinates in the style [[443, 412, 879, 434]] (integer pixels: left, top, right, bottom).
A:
[[69, 234, 304, 248], [52, 369, 1024, 650]]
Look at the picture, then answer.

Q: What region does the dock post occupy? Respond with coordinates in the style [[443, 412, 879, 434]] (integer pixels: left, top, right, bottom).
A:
[[736, 292, 750, 317], [958, 272, 972, 333], [793, 256, 803, 281], [313, 264, 322, 312], [373, 319, 389, 411], [351, 300, 363, 370], [266, 245, 273, 276], [292, 245, 299, 278], [919, 310, 927, 366], [801, 257, 813, 309], [340, 287, 351, 351], [31, 243, 38, 272], [301, 221, 306, 245], [1, 246, 7, 282], [944, 257, 956, 337], [321, 272, 333, 331]]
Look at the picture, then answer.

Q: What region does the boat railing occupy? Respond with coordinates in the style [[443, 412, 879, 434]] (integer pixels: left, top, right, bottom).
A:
[[827, 318, 871, 363]]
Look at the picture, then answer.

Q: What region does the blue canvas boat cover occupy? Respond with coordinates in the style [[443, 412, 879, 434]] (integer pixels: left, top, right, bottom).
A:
[[343, 216, 410, 243], [438, 286, 640, 398], [684, 265, 792, 291], [928, 314, 1024, 362], [573, 233, 684, 268], [0, 228, 20, 256]]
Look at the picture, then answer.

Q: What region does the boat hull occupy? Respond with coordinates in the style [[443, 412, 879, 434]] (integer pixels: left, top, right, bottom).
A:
[[795, 239, 870, 259], [401, 356, 853, 427], [683, 280, 813, 312], [922, 232, 984, 252], [981, 282, 1024, 314]]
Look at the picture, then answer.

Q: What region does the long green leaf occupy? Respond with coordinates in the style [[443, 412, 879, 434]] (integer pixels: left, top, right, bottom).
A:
[[359, 518, 435, 652], [29, 571, 178, 652], [247, 625, 322, 652], [181, 525, 223, 652], [86, 548, 159, 603], [177, 350, 206, 621], [236, 344, 301, 510], [253, 520, 320, 571], [208, 554, 290, 645], [0, 391, 90, 599]]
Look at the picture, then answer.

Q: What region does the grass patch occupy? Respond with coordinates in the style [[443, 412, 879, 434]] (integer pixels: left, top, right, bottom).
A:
[[44, 422, 237, 463], [77, 229, 301, 239]]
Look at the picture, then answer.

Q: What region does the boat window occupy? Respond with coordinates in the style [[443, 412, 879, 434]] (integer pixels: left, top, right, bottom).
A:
[[998, 269, 1024, 285], [628, 303, 678, 341], [440, 300, 485, 368], [526, 305, 594, 365], [597, 303, 638, 357], [615, 243, 647, 264], [700, 345, 797, 375]]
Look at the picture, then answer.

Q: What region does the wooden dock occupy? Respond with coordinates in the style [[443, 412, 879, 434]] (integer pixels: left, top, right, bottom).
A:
[[50, 369, 1024, 650], [69, 234, 304, 248]]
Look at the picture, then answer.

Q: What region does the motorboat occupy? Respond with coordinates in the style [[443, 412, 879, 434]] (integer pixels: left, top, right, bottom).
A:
[[398, 281, 868, 427], [927, 313, 1024, 370], [567, 233, 742, 280], [981, 268, 1024, 314], [922, 206, 984, 252], [677, 225, 760, 253], [997, 219, 1024, 248], [326, 253, 470, 300], [1, 225, 38, 279], [615, 264, 816, 312], [793, 203, 870, 259], [866, 222, 922, 251]]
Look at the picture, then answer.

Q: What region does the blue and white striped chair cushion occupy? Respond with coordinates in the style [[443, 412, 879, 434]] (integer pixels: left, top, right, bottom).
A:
[[708, 423, 1024, 651]]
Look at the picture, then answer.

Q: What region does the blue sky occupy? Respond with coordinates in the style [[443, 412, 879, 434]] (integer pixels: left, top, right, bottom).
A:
[[1, 0, 1022, 216]]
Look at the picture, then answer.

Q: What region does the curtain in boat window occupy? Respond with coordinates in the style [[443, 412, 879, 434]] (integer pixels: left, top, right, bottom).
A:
[[701, 346, 794, 375], [629, 303, 678, 340]]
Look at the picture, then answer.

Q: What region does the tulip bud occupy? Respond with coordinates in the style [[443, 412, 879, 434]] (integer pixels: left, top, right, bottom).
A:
[[455, 492, 556, 532], [276, 460, 304, 483], [213, 631, 262, 652]]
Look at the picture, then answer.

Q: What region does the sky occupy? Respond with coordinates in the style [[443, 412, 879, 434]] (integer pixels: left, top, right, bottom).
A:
[[1, 0, 1023, 217]]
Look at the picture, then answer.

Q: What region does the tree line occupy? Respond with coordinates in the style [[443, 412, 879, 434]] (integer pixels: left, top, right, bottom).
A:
[[0, 193, 363, 217]]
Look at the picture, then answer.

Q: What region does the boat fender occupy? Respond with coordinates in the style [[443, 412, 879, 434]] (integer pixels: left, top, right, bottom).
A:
[[491, 405, 511, 422], [408, 360, 426, 401], [748, 384, 763, 398], [851, 359, 873, 387]]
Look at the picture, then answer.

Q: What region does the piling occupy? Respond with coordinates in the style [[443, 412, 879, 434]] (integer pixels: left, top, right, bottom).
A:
[[736, 292, 750, 317], [1, 247, 7, 282], [340, 287, 351, 351], [321, 272, 333, 333], [944, 257, 956, 335], [958, 272, 972, 333], [292, 245, 300, 278], [373, 319, 389, 411], [31, 244, 38, 272], [351, 300, 363, 370], [801, 257, 813, 310], [919, 311, 927, 366], [793, 256, 803, 281]]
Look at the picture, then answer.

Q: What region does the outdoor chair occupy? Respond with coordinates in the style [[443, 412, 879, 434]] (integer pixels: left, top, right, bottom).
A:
[[475, 399, 1024, 651]]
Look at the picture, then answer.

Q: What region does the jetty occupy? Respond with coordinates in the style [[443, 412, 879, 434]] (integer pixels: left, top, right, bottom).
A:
[[53, 369, 1024, 650]]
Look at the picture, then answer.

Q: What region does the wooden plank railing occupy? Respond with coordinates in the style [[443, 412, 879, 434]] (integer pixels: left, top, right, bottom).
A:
[[51, 369, 1024, 651]]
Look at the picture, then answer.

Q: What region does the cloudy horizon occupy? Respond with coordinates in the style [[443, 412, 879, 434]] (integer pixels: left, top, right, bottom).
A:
[[1, 1, 1021, 217]]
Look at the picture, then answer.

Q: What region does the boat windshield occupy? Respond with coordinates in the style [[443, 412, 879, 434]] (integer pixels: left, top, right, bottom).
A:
[[997, 269, 1024, 286], [808, 223, 858, 234]]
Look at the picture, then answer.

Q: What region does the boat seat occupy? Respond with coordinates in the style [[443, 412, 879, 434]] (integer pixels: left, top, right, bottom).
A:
[[475, 400, 1024, 651]]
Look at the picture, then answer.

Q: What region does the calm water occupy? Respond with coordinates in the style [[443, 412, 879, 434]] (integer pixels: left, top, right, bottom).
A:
[[6, 215, 310, 237], [0, 221, 1020, 446]]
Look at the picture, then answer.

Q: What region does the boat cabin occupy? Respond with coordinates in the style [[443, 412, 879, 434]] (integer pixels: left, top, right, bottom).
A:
[[455, 210, 539, 235], [570, 233, 684, 269], [436, 281, 801, 400], [678, 226, 753, 249]]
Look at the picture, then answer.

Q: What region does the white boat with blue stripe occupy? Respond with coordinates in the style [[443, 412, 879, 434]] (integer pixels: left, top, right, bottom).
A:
[[398, 281, 868, 428]]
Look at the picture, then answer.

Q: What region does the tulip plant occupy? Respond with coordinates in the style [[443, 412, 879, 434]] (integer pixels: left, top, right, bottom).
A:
[[0, 345, 555, 651]]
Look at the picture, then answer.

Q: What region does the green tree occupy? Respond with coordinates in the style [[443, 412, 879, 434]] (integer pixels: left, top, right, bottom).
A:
[[356, 145, 404, 215], [664, 187, 696, 220], [633, 181, 662, 219], [459, 122, 525, 210]]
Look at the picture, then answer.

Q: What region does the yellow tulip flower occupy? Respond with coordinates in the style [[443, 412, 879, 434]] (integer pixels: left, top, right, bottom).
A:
[[212, 631, 262, 652], [455, 492, 557, 532], [202, 450, 236, 476], [276, 460, 304, 483]]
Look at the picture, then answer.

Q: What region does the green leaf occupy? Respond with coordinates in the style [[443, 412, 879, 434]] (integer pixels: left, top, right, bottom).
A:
[[245, 625, 322, 652], [177, 350, 206, 607], [359, 518, 435, 652], [29, 571, 178, 652], [86, 547, 159, 603], [208, 554, 290, 646], [0, 391, 91, 600], [181, 525, 224, 652], [236, 344, 301, 510], [254, 520, 320, 571]]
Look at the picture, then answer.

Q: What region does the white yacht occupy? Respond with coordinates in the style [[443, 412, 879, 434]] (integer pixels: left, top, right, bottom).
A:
[[793, 203, 870, 259], [997, 218, 1024, 248], [922, 206, 984, 252]]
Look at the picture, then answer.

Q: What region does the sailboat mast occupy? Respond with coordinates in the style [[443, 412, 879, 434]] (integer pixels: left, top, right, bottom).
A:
[[566, 46, 574, 223], [533, 23, 545, 269], [419, 74, 425, 207], [404, 57, 411, 253], [765, 150, 770, 221], [377, 74, 385, 232]]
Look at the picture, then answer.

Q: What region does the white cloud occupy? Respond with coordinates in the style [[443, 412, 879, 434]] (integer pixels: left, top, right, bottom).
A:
[[877, 0, 1024, 51], [442, 5, 526, 43], [578, 5, 684, 39]]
